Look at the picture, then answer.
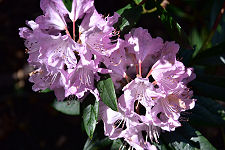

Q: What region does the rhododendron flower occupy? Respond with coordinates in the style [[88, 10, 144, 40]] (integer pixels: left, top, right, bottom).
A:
[[37, 0, 68, 31], [19, 1, 197, 149], [19, 0, 122, 101], [151, 86, 196, 131]]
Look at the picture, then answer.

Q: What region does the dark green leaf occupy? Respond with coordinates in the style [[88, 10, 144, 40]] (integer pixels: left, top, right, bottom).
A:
[[40, 88, 52, 93], [178, 48, 194, 66], [83, 137, 112, 150], [188, 28, 207, 58], [110, 139, 123, 150], [191, 131, 216, 150], [62, 0, 73, 12], [192, 41, 225, 65], [83, 100, 99, 139], [160, 123, 216, 150], [114, 3, 142, 37], [190, 96, 225, 126], [190, 80, 225, 100], [97, 77, 118, 111], [194, 66, 225, 88], [52, 99, 80, 115], [155, 2, 192, 49]]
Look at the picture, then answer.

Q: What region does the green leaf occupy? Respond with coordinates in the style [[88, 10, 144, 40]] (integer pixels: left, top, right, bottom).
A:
[[83, 100, 99, 139], [192, 41, 225, 65], [191, 131, 216, 150], [195, 69, 225, 88], [155, 2, 192, 49], [190, 96, 225, 126], [133, 0, 142, 5], [83, 137, 112, 150], [62, 0, 73, 12], [160, 123, 216, 150], [40, 88, 52, 93], [52, 99, 80, 115], [97, 77, 118, 111], [193, 65, 225, 88], [110, 139, 123, 150], [178, 48, 194, 66], [190, 80, 225, 100], [114, 3, 142, 37]]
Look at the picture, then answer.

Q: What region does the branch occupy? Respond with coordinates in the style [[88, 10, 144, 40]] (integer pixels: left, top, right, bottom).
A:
[[200, 1, 225, 52]]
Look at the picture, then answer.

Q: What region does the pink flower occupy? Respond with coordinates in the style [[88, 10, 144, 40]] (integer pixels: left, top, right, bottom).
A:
[[151, 59, 195, 93], [68, 0, 94, 22], [36, 0, 68, 31], [80, 8, 122, 59], [151, 85, 196, 131], [125, 27, 163, 72]]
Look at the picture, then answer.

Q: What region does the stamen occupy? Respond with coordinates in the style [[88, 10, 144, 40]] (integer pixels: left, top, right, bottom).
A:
[[29, 69, 42, 76], [65, 26, 72, 38], [79, 69, 92, 86], [146, 68, 153, 78], [73, 20, 76, 41], [123, 73, 130, 83], [50, 73, 58, 85], [77, 32, 82, 44], [135, 100, 140, 111]]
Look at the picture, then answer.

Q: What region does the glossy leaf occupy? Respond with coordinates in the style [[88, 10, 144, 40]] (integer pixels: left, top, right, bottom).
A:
[[192, 41, 225, 65], [114, 3, 142, 37], [52, 99, 80, 115], [155, 1, 192, 50], [160, 123, 216, 150], [190, 96, 225, 126], [191, 131, 216, 150], [63, 0, 73, 12], [110, 139, 123, 150], [191, 80, 225, 100], [83, 137, 112, 150], [97, 77, 118, 111], [83, 100, 99, 139], [195, 70, 225, 88]]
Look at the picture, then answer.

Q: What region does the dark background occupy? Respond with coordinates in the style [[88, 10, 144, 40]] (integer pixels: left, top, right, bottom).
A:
[[0, 0, 224, 149]]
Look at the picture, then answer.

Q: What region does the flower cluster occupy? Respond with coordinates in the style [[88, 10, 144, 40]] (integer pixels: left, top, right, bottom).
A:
[[19, 0, 196, 149]]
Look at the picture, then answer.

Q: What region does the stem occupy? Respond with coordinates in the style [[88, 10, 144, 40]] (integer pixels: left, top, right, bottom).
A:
[[142, 7, 157, 14], [73, 20, 75, 41], [199, 1, 225, 52]]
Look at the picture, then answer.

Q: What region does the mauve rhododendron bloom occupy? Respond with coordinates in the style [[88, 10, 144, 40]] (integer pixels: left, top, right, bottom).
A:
[[19, 0, 121, 101], [99, 27, 196, 149], [19, 1, 197, 149]]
